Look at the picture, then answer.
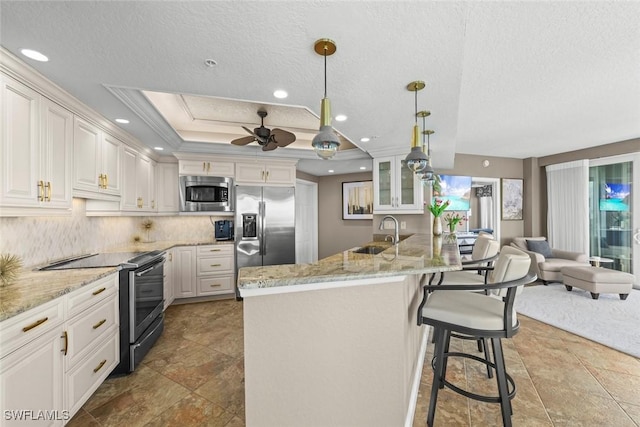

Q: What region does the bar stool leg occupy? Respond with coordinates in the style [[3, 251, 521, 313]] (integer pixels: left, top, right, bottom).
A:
[[427, 327, 448, 427], [490, 338, 512, 427], [440, 331, 452, 389], [482, 338, 494, 379]]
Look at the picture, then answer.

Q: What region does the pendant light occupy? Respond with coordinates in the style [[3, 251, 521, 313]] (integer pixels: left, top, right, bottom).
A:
[[420, 127, 436, 183], [311, 38, 341, 160], [405, 81, 429, 172]]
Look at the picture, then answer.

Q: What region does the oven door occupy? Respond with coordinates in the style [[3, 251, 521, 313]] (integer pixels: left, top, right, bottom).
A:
[[129, 257, 165, 342]]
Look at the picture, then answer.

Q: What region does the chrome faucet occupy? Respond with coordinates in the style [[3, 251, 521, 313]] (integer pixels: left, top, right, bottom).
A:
[[379, 215, 399, 245]]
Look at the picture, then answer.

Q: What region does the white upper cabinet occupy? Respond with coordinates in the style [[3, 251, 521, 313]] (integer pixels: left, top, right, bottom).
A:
[[156, 162, 179, 214], [41, 98, 73, 208], [178, 160, 234, 177], [120, 146, 156, 213], [72, 116, 122, 200], [0, 75, 73, 215], [235, 162, 296, 186], [373, 155, 424, 214]]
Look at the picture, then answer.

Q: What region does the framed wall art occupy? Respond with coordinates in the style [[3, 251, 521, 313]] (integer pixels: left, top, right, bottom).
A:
[[342, 180, 373, 220], [501, 178, 523, 220]]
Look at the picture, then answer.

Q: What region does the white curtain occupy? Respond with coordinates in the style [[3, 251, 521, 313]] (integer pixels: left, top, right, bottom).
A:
[[480, 197, 493, 229], [546, 160, 589, 254]]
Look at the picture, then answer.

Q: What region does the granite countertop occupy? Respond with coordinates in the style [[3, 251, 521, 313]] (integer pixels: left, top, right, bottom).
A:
[[237, 233, 461, 295], [0, 240, 231, 322]]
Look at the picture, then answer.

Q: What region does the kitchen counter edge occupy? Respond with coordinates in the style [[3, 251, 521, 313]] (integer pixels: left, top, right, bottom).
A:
[[237, 233, 461, 297], [0, 240, 229, 322]]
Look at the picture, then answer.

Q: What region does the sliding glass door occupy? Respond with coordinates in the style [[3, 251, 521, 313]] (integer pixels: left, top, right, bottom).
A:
[[589, 153, 640, 286]]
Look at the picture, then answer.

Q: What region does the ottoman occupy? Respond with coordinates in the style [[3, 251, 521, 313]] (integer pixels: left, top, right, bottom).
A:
[[561, 266, 634, 300]]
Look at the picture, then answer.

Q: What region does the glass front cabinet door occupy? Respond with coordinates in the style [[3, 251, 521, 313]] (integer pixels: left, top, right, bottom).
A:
[[373, 155, 424, 214]]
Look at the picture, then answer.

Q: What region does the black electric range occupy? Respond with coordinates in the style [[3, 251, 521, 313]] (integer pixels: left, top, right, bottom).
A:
[[39, 250, 164, 270], [39, 250, 167, 376]]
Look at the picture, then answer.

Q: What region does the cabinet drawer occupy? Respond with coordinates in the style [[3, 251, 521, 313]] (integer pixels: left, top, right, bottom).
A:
[[0, 297, 65, 359], [197, 244, 233, 257], [67, 273, 118, 318], [66, 332, 118, 416], [197, 256, 234, 275], [197, 276, 234, 296], [65, 294, 118, 366]]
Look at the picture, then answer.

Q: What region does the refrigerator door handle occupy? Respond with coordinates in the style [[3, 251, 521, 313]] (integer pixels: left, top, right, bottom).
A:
[[258, 201, 264, 255], [261, 201, 266, 255]]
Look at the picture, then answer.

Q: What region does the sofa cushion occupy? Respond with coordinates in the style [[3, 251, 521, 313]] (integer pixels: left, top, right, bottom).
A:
[[539, 258, 585, 272], [561, 266, 634, 284], [512, 236, 545, 251], [526, 239, 554, 258]]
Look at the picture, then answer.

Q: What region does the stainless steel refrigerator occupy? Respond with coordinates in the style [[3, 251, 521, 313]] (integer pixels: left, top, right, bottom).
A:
[[235, 185, 296, 280]]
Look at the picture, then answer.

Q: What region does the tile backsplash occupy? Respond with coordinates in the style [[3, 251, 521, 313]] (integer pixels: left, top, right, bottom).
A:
[[0, 199, 224, 267]]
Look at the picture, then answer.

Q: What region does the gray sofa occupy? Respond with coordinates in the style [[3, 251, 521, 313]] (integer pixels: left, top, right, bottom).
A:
[[510, 237, 589, 284]]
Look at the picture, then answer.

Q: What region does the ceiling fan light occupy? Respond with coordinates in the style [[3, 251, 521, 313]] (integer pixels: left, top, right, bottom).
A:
[[312, 125, 340, 160]]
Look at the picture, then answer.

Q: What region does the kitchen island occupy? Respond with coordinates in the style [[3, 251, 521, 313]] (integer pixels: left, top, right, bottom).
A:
[[237, 233, 461, 427]]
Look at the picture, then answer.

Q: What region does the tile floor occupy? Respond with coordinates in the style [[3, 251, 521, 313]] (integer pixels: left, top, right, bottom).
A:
[[69, 297, 640, 427]]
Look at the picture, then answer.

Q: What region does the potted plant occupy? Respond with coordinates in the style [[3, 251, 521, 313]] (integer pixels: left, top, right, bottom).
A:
[[426, 198, 450, 236]]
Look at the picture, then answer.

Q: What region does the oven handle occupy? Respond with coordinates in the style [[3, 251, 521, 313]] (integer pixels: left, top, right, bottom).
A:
[[135, 258, 166, 277]]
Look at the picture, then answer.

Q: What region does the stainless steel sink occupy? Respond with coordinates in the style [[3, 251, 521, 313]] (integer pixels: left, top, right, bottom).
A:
[[351, 245, 387, 255]]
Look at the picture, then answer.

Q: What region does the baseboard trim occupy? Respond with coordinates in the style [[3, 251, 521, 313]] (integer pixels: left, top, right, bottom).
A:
[[405, 325, 430, 427]]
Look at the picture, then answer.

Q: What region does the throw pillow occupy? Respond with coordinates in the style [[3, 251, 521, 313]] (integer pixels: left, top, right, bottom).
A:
[[526, 239, 553, 258]]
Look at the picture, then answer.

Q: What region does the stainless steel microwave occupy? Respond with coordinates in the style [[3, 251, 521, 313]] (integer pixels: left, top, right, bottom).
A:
[[179, 176, 234, 212]]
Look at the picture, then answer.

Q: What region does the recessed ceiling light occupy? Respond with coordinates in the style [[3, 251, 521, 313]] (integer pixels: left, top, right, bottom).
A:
[[360, 137, 370, 143], [328, 169, 335, 173], [20, 49, 48, 62], [335, 114, 347, 122], [204, 59, 217, 67], [273, 89, 288, 99], [359, 166, 366, 170], [153, 147, 164, 151], [115, 118, 130, 124]]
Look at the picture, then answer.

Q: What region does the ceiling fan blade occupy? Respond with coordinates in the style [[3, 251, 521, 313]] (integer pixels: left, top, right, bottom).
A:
[[262, 141, 278, 151], [242, 126, 259, 137], [270, 128, 296, 147], [230, 135, 257, 146]]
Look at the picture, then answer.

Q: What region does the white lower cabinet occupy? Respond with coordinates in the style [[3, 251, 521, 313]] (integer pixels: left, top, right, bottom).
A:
[[174, 246, 196, 298], [197, 245, 235, 296], [174, 245, 235, 299], [0, 327, 64, 426], [163, 249, 175, 310], [0, 273, 119, 426]]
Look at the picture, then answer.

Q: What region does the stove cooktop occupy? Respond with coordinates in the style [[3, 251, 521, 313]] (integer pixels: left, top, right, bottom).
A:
[[40, 250, 164, 271]]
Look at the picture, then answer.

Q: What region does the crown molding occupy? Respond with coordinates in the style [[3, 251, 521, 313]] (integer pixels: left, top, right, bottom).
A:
[[0, 47, 155, 159]]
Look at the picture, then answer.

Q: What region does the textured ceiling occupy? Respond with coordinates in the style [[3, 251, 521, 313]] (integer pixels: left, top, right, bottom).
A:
[[1, 1, 638, 176]]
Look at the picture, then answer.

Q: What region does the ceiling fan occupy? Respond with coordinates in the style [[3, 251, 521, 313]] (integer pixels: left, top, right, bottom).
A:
[[230, 110, 296, 151]]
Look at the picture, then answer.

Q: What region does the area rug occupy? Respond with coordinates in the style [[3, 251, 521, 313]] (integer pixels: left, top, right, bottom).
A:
[[515, 284, 640, 358]]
